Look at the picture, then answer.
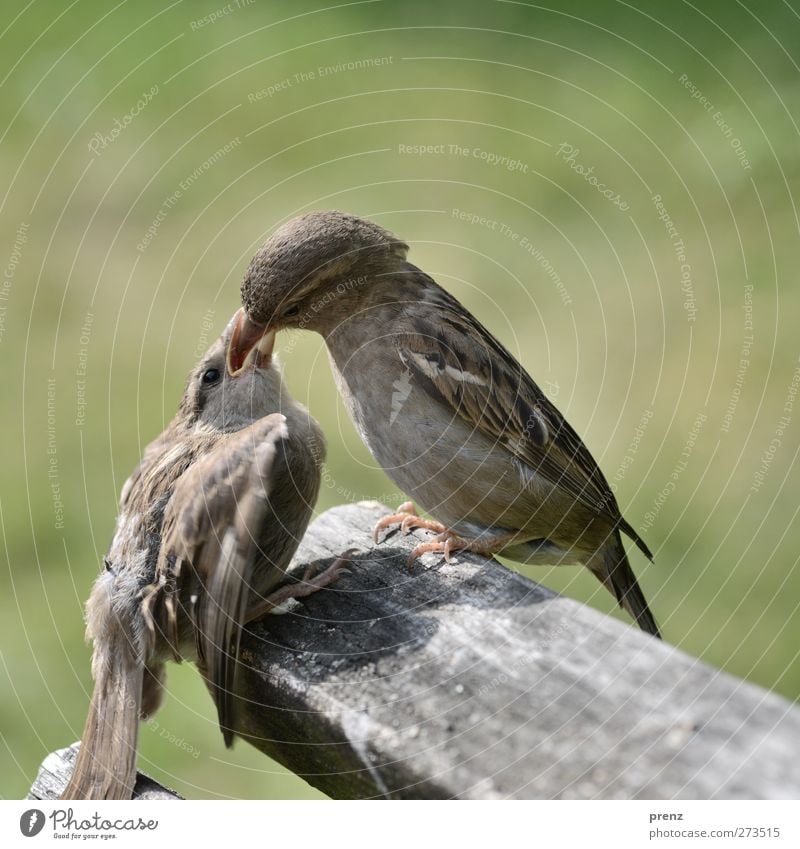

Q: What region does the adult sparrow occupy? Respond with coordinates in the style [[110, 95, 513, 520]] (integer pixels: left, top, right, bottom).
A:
[[62, 310, 342, 800], [227, 211, 659, 637]]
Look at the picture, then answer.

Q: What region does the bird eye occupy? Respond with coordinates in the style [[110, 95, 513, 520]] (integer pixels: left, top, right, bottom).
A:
[[201, 367, 221, 385], [282, 304, 300, 318]]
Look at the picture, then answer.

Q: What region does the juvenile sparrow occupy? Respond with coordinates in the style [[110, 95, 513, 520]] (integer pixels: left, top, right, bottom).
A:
[[227, 211, 660, 637], [62, 310, 341, 800]]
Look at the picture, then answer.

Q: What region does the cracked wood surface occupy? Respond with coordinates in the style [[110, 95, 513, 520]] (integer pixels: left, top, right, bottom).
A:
[[32, 500, 800, 800], [230, 501, 800, 799]]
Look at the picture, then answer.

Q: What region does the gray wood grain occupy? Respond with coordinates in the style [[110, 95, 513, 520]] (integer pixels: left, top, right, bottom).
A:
[[232, 500, 800, 800], [32, 500, 800, 800]]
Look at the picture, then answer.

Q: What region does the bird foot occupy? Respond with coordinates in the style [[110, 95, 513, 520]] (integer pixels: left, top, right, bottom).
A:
[[373, 501, 447, 543], [245, 549, 355, 622], [408, 531, 520, 569]]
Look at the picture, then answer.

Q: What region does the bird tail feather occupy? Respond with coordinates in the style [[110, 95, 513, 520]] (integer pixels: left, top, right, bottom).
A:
[[590, 532, 660, 639], [61, 633, 142, 800]]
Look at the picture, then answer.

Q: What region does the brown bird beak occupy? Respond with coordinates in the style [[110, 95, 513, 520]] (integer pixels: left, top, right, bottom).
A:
[[227, 308, 275, 375]]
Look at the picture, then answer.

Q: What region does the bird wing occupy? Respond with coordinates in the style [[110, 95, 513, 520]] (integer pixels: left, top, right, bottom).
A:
[[118, 433, 170, 511], [396, 280, 651, 559], [146, 413, 290, 745]]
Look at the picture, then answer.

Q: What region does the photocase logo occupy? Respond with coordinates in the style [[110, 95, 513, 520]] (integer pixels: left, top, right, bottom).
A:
[[389, 368, 413, 425], [19, 809, 45, 837]]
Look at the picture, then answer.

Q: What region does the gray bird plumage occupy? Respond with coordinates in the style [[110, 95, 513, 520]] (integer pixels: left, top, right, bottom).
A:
[[229, 210, 660, 638], [62, 311, 329, 800]]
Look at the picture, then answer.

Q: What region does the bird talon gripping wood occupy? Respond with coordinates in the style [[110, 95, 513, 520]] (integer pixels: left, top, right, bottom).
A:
[[244, 548, 354, 621], [229, 210, 660, 638], [62, 310, 329, 800], [372, 500, 447, 544]]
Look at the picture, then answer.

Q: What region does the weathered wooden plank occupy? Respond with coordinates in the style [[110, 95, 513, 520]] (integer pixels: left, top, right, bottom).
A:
[[231, 501, 800, 800], [33, 500, 800, 800], [29, 743, 181, 800]]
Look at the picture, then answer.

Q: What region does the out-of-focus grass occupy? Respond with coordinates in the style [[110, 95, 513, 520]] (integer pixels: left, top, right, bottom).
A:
[[2, 0, 799, 799]]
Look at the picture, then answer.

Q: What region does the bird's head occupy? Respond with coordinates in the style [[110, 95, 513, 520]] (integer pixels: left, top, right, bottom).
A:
[[227, 210, 408, 374], [180, 309, 284, 432]]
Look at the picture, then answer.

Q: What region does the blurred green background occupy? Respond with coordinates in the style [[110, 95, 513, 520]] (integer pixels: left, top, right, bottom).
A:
[[2, 0, 799, 799]]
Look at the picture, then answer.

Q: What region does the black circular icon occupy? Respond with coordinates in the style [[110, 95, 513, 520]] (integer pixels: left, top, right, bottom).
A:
[[19, 809, 45, 837]]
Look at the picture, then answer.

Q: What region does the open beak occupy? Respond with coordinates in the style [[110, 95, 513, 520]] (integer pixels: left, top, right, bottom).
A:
[[226, 308, 275, 375]]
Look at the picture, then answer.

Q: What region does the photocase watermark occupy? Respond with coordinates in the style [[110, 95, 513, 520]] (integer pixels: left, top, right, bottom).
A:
[[19, 809, 45, 837], [1, 220, 28, 343], [47, 377, 65, 530], [611, 408, 654, 493], [274, 279, 411, 503], [279, 274, 370, 342], [248, 56, 394, 101], [595, 407, 654, 514], [543, 379, 560, 398], [500, 220, 571, 307], [190, 0, 255, 30], [22, 808, 158, 836], [75, 311, 93, 428], [473, 618, 573, 698], [652, 193, 695, 322], [305, 417, 400, 505], [108, 684, 196, 765], [452, 208, 572, 306], [270, 272, 373, 369], [554, 143, 630, 211], [144, 715, 200, 758], [677, 73, 752, 171], [751, 355, 800, 493], [720, 283, 754, 433], [193, 308, 216, 360], [137, 137, 242, 252], [398, 142, 529, 173], [639, 410, 707, 533], [88, 85, 159, 156]]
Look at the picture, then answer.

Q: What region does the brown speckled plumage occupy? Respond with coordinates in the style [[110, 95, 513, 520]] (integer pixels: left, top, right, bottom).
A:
[[231, 211, 659, 637], [62, 312, 325, 800]]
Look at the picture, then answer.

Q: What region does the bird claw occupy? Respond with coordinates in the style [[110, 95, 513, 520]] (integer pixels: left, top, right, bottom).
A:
[[406, 532, 462, 569], [406, 530, 519, 571], [372, 501, 417, 543], [301, 548, 356, 586], [373, 502, 447, 544], [246, 549, 355, 622]]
